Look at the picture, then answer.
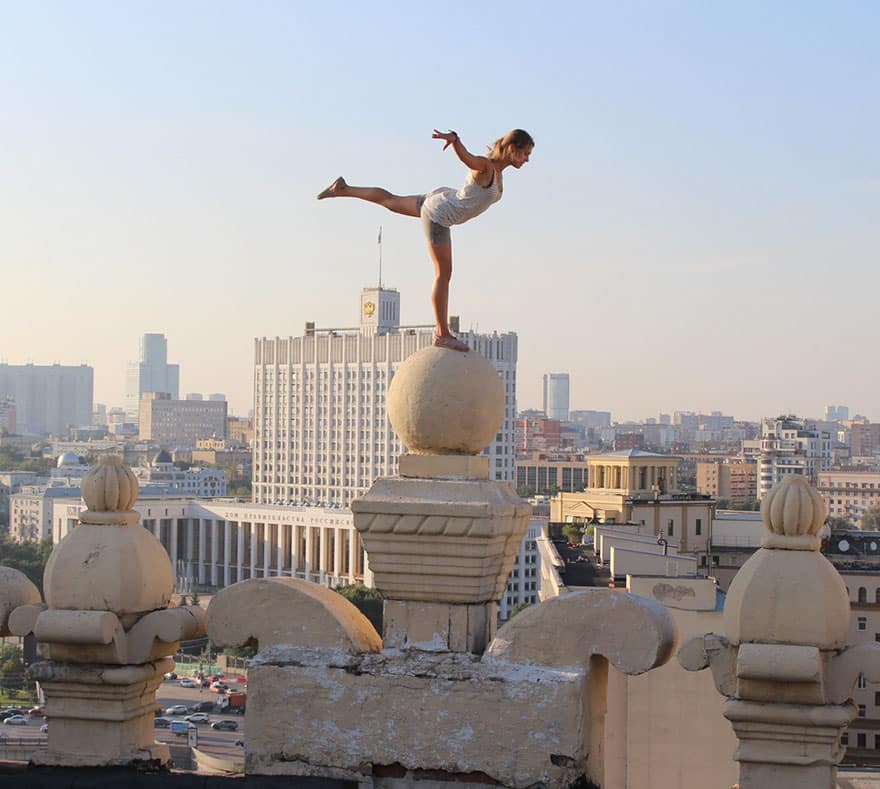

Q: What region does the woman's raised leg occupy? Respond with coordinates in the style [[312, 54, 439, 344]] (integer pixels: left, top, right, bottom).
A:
[[426, 241, 469, 352], [317, 177, 420, 217]]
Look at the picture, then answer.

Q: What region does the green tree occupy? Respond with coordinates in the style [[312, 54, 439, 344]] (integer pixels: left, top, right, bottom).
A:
[[562, 524, 582, 544], [862, 505, 880, 531], [827, 515, 854, 532], [508, 601, 532, 619], [0, 643, 26, 693], [516, 485, 535, 498], [0, 535, 54, 594], [0, 446, 51, 474], [335, 585, 383, 634]]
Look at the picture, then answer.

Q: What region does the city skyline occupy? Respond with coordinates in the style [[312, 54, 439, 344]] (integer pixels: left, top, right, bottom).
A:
[[3, 5, 877, 423]]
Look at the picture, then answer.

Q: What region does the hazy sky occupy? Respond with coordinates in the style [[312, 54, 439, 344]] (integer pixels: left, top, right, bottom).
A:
[[2, 2, 877, 423]]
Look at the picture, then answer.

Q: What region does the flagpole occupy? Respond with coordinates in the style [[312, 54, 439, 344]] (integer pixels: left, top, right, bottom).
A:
[[377, 226, 383, 289]]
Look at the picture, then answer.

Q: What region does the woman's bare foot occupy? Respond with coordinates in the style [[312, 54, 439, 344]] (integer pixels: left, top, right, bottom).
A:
[[433, 334, 469, 352], [317, 177, 347, 200]]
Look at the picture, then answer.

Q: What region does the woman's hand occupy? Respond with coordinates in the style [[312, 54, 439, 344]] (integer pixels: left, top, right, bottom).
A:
[[432, 129, 459, 151]]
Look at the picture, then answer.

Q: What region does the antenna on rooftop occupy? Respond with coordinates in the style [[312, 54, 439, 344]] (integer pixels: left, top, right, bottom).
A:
[[377, 226, 383, 289]]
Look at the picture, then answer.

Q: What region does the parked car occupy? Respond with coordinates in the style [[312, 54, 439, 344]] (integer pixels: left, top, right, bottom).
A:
[[3, 715, 28, 726], [178, 678, 197, 688], [165, 705, 188, 716], [210, 719, 239, 732], [0, 711, 20, 721], [184, 713, 210, 724], [154, 717, 172, 728]]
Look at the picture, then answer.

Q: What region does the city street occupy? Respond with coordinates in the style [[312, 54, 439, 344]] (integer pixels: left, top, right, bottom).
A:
[[156, 678, 246, 761]]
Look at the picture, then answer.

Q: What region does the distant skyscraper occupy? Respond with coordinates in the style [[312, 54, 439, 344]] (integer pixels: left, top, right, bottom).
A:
[[824, 404, 849, 422], [542, 373, 570, 421], [125, 333, 180, 420], [252, 286, 517, 507], [0, 364, 93, 436]]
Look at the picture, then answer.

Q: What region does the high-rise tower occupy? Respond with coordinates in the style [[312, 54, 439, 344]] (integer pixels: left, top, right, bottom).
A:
[[125, 333, 180, 420], [542, 373, 570, 421]]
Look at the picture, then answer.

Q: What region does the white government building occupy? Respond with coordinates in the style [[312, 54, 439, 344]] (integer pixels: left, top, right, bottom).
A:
[[50, 287, 538, 618], [251, 286, 517, 507]]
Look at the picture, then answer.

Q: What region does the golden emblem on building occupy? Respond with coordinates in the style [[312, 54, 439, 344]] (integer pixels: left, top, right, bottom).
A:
[[363, 301, 376, 317]]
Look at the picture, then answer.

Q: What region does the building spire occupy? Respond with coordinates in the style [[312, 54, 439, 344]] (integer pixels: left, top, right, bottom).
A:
[[377, 226, 383, 289]]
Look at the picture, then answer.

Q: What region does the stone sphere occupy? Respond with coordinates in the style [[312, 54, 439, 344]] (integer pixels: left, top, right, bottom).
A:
[[388, 346, 504, 455]]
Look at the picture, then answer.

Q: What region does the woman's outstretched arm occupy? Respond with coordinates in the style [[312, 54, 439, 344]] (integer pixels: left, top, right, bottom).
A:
[[432, 129, 492, 177]]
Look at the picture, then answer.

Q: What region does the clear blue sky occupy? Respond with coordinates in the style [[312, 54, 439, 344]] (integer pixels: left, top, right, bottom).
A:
[[2, 2, 877, 421]]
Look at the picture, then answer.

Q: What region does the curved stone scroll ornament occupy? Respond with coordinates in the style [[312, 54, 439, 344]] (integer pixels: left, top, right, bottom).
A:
[[0, 566, 41, 636], [206, 576, 382, 654], [485, 588, 677, 674]]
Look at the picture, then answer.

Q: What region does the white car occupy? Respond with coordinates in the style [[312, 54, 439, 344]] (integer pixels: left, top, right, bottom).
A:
[[165, 705, 188, 716], [3, 715, 28, 726], [178, 679, 197, 688], [184, 712, 210, 724]]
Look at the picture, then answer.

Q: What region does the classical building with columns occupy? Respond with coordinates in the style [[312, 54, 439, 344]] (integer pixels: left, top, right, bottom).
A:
[[52, 497, 366, 591], [550, 449, 714, 554], [50, 494, 538, 619]]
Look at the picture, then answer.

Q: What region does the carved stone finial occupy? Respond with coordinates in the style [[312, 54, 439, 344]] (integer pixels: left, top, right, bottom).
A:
[[43, 457, 172, 616], [81, 454, 139, 514], [387, 346, 504, 455], [760, 475, 826, 550]]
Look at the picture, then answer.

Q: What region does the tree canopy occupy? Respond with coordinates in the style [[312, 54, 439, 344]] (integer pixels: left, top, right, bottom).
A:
[[862, 505, 880, 531], [335, 585, 383, 633], [0, 535, 54, 594]]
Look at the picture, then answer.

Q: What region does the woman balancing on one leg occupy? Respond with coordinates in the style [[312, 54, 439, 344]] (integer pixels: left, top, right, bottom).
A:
[[317, 128, 534, 352]]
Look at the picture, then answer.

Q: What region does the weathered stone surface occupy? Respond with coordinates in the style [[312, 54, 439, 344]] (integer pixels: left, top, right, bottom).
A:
[[722, 548, 850, 649], [244, 648, 591, 788], [43, 522, 173, 616], [387, 346, 504, 455], [29, 657, 173, 768], [206, 576, 382, 653], [383, 599, 495, 653], [352, 477, 530, 604], [398, 453, 489, 480], [0, 565, 41, 636], [486, 589, 677, 675]]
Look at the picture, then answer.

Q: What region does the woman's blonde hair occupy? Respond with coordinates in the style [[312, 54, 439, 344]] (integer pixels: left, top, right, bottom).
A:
[[488, 129, 534, 160]]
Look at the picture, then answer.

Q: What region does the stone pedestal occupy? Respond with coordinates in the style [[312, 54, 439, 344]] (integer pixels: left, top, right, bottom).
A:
[[725, 699, 854, 787], [352, 455, 530, 654], [30, 658, 173, 767], [4, 455, 206, 769], [205, 347, 677, 787]]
